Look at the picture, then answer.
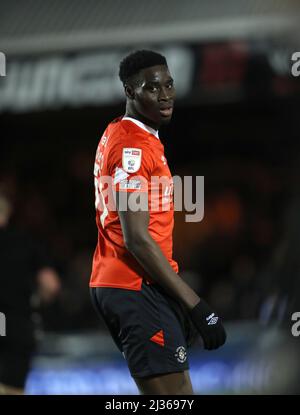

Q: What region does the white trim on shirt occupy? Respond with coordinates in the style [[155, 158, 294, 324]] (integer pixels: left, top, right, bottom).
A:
[[122, 116, 159, 139]]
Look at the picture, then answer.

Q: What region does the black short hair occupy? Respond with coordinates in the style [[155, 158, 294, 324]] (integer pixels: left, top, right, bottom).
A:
[[119, 50, 167, 85]]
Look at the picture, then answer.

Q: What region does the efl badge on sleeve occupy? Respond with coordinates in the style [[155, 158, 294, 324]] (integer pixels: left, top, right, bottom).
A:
[[122, 148, 142, 173]]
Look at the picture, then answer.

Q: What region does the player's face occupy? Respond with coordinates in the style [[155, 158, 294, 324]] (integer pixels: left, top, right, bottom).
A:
[[131, 65, 175, 129]]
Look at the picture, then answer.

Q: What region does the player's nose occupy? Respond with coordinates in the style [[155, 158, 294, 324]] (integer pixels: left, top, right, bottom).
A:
[[158, 87, 172, 102]]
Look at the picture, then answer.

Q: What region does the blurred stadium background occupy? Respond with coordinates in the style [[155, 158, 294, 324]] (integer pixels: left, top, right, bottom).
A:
[[0, 0, 300, 394]]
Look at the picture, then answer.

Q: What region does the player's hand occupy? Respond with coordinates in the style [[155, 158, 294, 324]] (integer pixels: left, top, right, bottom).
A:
[[189, 299, 226, 350]]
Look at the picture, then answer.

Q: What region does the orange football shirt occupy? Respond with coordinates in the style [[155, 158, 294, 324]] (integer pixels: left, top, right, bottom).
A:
[[89, 116, 179, 290]]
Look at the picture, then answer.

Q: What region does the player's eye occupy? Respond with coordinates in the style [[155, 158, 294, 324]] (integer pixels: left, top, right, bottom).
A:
[[149, 85, 158, 92]]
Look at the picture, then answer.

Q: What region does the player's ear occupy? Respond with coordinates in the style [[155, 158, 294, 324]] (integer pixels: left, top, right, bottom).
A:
[[124, 83, 135, 100]]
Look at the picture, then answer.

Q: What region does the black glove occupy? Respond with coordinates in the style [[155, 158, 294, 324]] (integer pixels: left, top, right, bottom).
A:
[[189, 299, 227, 350]]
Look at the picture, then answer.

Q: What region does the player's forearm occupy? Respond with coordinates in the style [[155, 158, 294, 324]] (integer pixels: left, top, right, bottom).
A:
[[125, 234, 200, 311]]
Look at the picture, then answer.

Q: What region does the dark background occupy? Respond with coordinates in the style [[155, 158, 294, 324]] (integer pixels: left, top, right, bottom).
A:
[[1, 96, 299, 330]]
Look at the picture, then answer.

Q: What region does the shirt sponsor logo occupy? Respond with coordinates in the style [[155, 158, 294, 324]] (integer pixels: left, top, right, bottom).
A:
[[119, 179, 142, 190]]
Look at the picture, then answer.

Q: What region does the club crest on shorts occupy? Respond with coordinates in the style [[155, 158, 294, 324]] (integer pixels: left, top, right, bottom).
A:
[[122, 148, 142, 173], [175, 346, 187, 363]]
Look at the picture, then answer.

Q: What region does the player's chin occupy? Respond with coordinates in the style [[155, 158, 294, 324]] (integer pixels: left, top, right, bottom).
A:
[[159, 112, 173, 125]]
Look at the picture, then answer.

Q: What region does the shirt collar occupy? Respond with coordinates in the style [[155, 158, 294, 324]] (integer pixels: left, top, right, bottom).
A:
[[122, 116, 159, 139]]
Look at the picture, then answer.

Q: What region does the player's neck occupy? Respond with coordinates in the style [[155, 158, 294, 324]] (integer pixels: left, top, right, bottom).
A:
[[124, 108, 159, 131]]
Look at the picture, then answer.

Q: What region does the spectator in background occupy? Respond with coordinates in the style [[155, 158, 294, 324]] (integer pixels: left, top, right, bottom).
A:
[[0, 189, 61, 395]]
